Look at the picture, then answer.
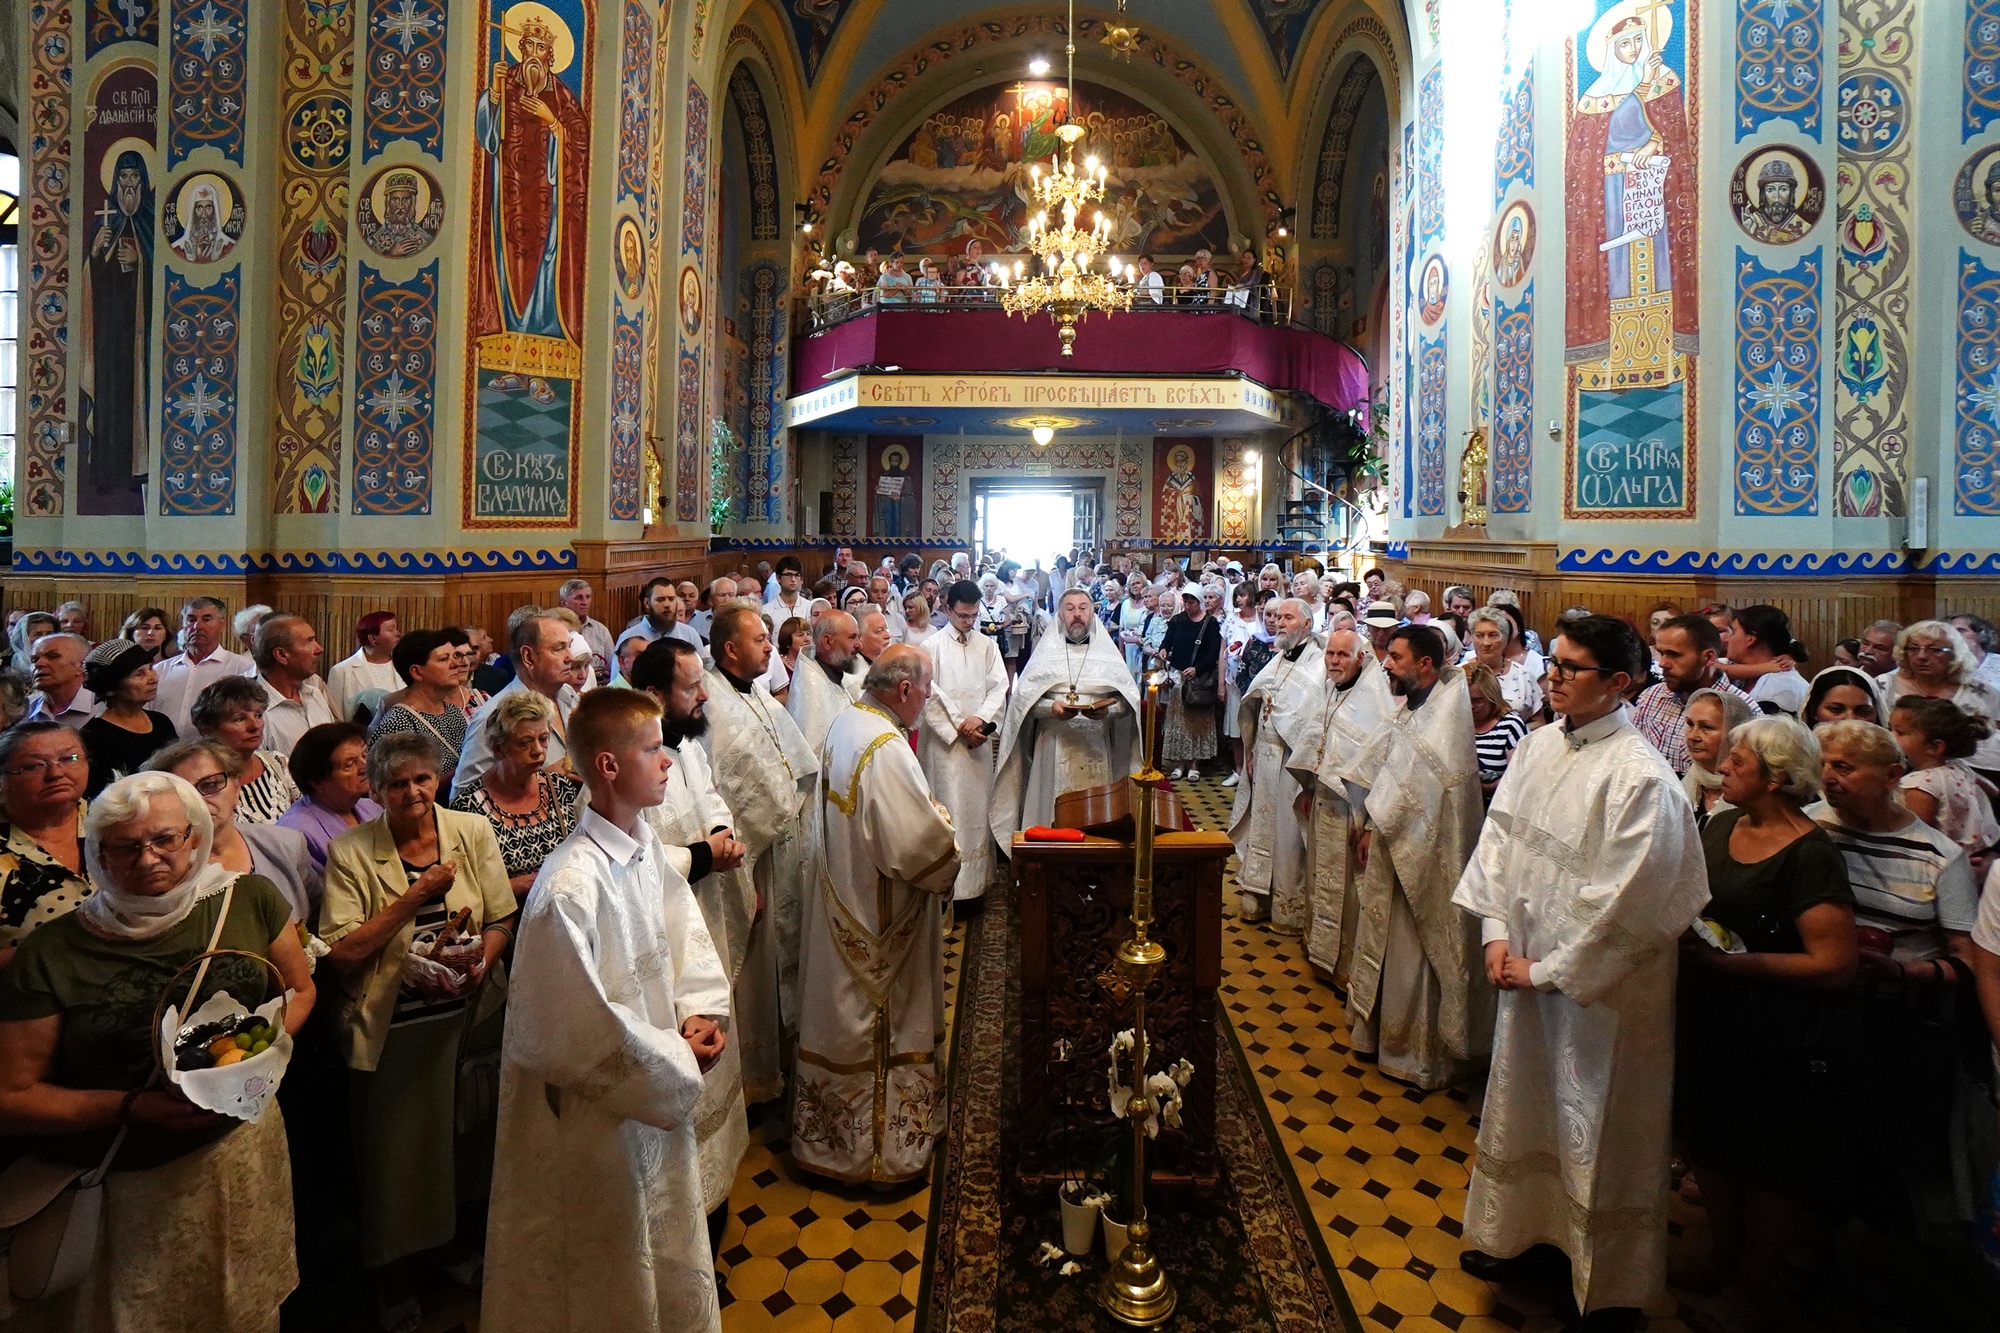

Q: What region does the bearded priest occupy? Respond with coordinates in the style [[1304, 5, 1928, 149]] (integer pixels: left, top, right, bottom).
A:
[[787, 609, 866, 755], [1282, 626, 1395, 990], [792, 647, 960, 1183], [921, 580, 1009, 910], [990, 588, 1140, 849], [1228, 597, 1325, 926], [1344, 624, 1490, 1090], [701, 605, 819, 1104], [484, 687, 728, 1332]]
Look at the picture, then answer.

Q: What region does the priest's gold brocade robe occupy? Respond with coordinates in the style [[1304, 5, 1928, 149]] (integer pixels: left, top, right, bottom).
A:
[[792, 701, 959, 1184], [484, 810, 728, 1333], [1280, 656, 1395, 987], [644, 738, 751, 1214], [701, 669, 818, 1103], [1228, 641, 1325, 929], [1343, 668, 1490, 1090], [1451, 706, 1707, 1315]]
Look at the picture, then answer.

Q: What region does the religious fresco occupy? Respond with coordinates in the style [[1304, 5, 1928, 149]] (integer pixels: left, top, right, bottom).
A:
[[1834, 0, 1910, 517], [1493, 61, 1534, 207], [615, 217, 646, 298], [352, 261, 439, 515], [1731, 146, 1823, 244], [362, 0, 447, 159], [867, 437, 923, 540], [1416, 66, 1443, 247], [616, 0, 653, 206], [78, 63, 157, 516], [1735, 0, 1822, 140], [746, 262, 786, 525], [1734, 248, 1822, 515], [1956, 147, 2000, 244], [1564, 0, 1700, 520], [1493, 284, 1534, 513], [1252, 0, 1333, 80], [1312, 57, 1377, 238], [1956, 250, 2000, 515], [1151, 439, 1212, 544], [853, 80, 1229, 259], [1416, 255, 1447, 326], [1218, 438, 1251, 542], [21, 0, 77, 517], [676, 79, 712, 522], [464, 0, 593, 527], [166, 0, 247, 166], [786, 0, 853, 84], [830, 434, 859, 538], [89, 0, 157, 54], [158, 268, 241, 515], [609, 308, 645, 521], [271, 0, 355, 516], [163, 173, 245, 263], [1492, 201, 1534, 288], [728, 64, 781, 242], [1416, 335, 1447, 517], [357, 166, 443, 258]]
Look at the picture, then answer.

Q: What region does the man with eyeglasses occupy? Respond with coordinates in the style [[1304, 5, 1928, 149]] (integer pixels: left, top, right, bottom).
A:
[[1450, 615, 1708, 1331]]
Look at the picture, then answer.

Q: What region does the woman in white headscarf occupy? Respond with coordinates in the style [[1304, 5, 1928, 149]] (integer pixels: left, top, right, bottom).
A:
[[0, 771, 315, 1329]]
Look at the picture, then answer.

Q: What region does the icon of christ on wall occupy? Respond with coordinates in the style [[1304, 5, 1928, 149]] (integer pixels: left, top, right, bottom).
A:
[[473, 2, 591, 400]]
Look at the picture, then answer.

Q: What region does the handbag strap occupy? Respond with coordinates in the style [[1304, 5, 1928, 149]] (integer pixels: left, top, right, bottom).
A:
[[86, 879, 239, 1187]]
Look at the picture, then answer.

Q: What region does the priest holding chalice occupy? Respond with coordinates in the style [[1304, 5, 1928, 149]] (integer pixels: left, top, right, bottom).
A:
[[990, 589, 1141, 846]]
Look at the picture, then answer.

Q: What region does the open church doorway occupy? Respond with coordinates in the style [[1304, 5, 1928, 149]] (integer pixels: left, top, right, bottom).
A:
[[971, 477, 1102, 572]]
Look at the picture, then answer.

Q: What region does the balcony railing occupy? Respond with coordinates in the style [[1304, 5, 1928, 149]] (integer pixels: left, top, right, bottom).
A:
[[799, 279, 1297, 336]]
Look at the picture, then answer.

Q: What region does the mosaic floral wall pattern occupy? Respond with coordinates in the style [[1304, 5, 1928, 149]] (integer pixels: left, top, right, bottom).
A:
[[1734, 248, 1822, 515], [361, 0, 446, 158], [610, 308, 645, 521], [1416, 335, 1447, 517], [159, 268, 241, 515], [617, 0, 654, 206], [1956, 249, 2000, 515], [1493, 284, 1534, 513], [352, 261, 438, 515], [1737, 0, 1823, 139], [167, 0, 248, 165], [1833, 0, 1910, 516], [1966, 0, 2000, 139], [676, 79, 712, 522]]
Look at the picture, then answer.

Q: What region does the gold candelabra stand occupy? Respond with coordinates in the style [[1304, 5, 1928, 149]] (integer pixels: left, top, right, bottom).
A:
[[1096, 672, 1176, 1326]]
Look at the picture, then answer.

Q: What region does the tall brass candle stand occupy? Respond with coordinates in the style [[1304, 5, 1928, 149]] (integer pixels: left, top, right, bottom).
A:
[[1098, 674, 1176, 1325]]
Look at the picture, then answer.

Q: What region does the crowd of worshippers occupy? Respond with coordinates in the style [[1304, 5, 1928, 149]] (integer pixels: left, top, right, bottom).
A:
[[4, 561, 2000, 1332]]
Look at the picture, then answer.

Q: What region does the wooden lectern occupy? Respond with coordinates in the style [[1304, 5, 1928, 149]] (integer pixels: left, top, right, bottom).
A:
[[1008, 830, 1233, 1190]]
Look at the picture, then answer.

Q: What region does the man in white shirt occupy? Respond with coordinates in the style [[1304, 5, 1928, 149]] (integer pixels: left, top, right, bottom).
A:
[[762, 556, 808, 630], [453, 614, 580, 798], [1134, 254, 1165, 304], [326, 610, 403, 721], [253, 614, 337, 756], [24, 634, 95, 727], [689, 578, 736, 644], [153, 596, 257, 736], [559, 578, 616, 686], [920, 581, 1009, 910]]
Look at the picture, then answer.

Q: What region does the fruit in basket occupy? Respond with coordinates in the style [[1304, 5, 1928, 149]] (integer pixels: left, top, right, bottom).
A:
[[214, 1048, 247, 1067]]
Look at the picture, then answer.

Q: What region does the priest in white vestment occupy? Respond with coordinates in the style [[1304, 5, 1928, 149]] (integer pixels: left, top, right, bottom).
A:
[[922, 580, 1009, 906], [628, 638, 756, 1239], [990, 590, 1140, 848], [700, 606, 819, 1104], [1343, 625, 1490, 1089], [485, 688, 729, 1333], [1280, 628, 1394, 988], [793, 647, 960, 1183], [1452, 616, 1707, 1323], [1228, 598, 1324, 926], [787, 610, 865, 753]]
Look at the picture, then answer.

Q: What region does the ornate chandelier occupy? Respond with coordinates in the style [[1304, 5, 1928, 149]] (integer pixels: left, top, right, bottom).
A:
[[997, 0, 1133, 355]]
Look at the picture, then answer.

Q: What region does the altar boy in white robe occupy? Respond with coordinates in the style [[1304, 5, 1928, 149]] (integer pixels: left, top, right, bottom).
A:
[[629, 637, 755, 1250], [702, 606, 819, 1104], [485, 688, 730, 1333], [1343, 624, 1489, 1090], [990, 589, 1139, 849], [1281, 627, 1394, 989], [1452, 615, 1707, 1330], [793, 647, 960, 1183], [1228, 598, 1324, 926], [922, 580, 1009, 911]]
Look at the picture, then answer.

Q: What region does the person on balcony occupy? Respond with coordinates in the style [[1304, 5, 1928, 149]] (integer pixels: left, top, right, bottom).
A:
[[875, 255, 913, 304], [1134, 254, 1164, 305]]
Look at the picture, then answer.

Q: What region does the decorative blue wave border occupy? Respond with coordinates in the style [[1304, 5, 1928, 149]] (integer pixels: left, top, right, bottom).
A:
[[12, 548, 578, 575], [1558, 547, 2000, 577]]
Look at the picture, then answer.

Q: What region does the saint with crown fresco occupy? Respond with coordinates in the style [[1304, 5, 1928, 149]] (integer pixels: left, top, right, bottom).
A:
[[1563, 0, 1698, 393]]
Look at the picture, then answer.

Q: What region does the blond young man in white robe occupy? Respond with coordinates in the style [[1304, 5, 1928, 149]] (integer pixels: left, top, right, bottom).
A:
[[700, 605, 819, 1104], [1280, 628, 1395, 989], [1228, 598, 1325, 926], [1344, 625, 1490, 1090], [627, 637, 756, 1244], [793, 647, 960, 1183], [990, 590, 1140, 849], [484, 688, 729, 1333], [1452, 616, 1707, 1328], [922, 580, 1009, 906]]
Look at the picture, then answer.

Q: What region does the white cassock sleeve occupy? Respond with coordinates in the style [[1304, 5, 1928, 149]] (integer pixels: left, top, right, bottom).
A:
[[506, 886, 707, 1132], [667, 879, 732, 1028], [864, 746, 961, 897]]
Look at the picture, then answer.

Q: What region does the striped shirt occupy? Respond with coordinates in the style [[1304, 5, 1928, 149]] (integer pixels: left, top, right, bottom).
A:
[[1804, 801, 1979, 961], [1474, 712, 1529, 783]]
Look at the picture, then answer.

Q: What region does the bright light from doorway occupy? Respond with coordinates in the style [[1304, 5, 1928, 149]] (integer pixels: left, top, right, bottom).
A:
[[984, 490, 1076, 569]]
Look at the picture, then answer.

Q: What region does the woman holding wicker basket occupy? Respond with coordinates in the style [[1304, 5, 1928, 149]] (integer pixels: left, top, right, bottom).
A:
[[0, 769, 316, 1330]]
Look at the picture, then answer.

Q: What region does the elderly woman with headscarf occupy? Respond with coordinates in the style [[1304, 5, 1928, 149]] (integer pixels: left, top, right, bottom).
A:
[[1876, 619, 2000, 789], [9, 611, 57, 676], [0, 770, 314, 1328], [1681, 687, 1757, 828], [1803, 663, 1888, 729], [79, 638, 180, 798], [151, 738, 320, 925]]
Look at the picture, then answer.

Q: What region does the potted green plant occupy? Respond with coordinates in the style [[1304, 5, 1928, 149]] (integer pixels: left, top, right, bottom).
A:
[[708, 420, 738, 534], [0, 478, 14, 568]]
